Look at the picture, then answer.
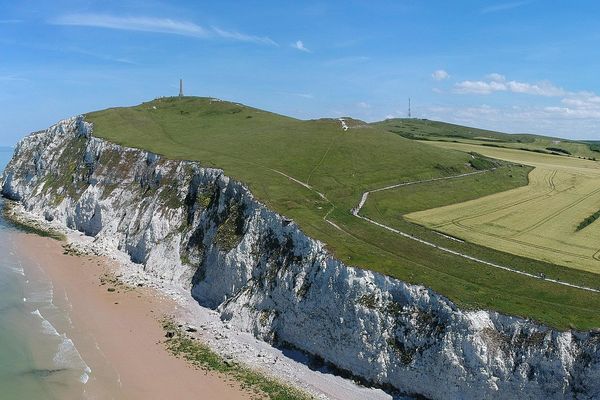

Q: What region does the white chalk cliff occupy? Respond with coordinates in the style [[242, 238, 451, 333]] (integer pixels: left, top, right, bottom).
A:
[[3, 116, 600, 399]]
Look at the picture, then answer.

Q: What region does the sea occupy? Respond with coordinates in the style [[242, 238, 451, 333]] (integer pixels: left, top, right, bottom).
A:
[[0, 147, 91, 399]]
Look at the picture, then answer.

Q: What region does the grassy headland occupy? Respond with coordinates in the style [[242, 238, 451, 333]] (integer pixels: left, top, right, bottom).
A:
[[86, 97, 600, 330]]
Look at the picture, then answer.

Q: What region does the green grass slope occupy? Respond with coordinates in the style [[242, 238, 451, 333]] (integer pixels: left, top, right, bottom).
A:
[[375, 118, 599, 160], [362, 165, 531, 216], [86, 97, 600, 330]]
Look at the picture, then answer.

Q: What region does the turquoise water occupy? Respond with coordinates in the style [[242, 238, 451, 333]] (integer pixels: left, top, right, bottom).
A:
[[0, 149, 90, 399]]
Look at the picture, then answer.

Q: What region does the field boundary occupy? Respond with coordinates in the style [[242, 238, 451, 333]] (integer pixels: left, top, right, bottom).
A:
[[352, 169, 492, 215], [350, 171, 600, 294], [271, 162, 600, 294]]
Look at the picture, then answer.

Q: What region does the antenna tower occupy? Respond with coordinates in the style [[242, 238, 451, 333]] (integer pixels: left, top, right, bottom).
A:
[[408, 98, 412, 118], [179, 79, 184, 97]]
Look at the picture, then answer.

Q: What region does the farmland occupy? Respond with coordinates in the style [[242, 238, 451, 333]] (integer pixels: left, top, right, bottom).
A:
[[408, 142, 600, 273]]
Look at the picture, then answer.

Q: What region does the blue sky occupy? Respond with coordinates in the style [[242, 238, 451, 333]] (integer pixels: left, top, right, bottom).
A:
[[1, 0, 600, 145]]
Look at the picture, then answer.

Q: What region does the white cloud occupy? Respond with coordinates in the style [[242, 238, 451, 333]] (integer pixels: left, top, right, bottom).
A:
[[506, 80, 565, 96], [432, 69, 450, 81], [455, 80, 508, 94], [546, 91, 600, 119], [50, 14, 277, 45], [357, 101, 371, 109], [455, 74, 565, 96], [292, 40, 310, 52], [486, 73, 506, 82], [425, 73, 600, 138], [425, 89, 600, 139], [561, 92, 600, 109]]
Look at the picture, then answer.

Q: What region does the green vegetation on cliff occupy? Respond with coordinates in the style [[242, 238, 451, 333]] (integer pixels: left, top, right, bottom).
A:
[[162, 319, 313, 400], [86, 97, 600, 330]]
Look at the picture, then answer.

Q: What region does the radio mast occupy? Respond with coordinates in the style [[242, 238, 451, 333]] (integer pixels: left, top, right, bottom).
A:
[[179, 79, 184, 97], [408, 98, 412, 118]]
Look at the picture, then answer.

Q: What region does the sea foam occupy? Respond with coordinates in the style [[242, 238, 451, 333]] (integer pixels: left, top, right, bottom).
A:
[[31, 309, 92, 384]]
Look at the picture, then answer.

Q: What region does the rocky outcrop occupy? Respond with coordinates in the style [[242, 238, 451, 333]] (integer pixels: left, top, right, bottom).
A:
[[3, 116, 600, 399]]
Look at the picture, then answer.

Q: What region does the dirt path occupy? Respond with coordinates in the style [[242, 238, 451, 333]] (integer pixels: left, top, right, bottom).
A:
[[274, 166, 600, 294], [352, 169, 492, 215], [270, 169, 342, 231], [351, 171, 600, 294]]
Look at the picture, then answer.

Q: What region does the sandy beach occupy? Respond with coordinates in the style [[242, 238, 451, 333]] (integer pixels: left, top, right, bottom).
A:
[[4, 202, 396, 400], [14, 231, 252, 400]]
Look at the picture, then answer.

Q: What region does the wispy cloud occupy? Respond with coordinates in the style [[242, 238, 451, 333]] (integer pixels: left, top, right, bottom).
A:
[[292, 93, 314, 99], [291, 40, 310, 52], [212, 27, 277, 46], [50, 14, 277, 45], [0, 19, 22, 24], [432, 69, 450, 81], [279, 92, 314, 99], [455, 74, 565, 96], [481, 1, 532, 14], [0, 74, 29, 82], [51, 14, 209, 36]]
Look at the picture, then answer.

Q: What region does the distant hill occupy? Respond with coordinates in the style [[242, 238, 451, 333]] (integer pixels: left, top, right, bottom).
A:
[[372, 118, 539, 143], [373, 118, 599, 160]]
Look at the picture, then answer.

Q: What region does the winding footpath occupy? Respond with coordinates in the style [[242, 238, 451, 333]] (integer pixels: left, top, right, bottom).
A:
[[352, 170, 492, 215], [274, 141, 600, 293], [270, 168, 342, 231], [351, 171, 600, 294]]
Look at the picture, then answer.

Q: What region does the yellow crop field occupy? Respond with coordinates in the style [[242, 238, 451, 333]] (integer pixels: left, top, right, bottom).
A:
[[407, 142, 600, 273]]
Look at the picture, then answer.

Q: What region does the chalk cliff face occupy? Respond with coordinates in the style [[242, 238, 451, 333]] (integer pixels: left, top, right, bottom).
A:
[[3, 116, 600, 399]]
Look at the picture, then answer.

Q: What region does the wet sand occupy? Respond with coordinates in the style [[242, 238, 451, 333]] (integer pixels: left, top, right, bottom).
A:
[[14, 232, 252, 400]]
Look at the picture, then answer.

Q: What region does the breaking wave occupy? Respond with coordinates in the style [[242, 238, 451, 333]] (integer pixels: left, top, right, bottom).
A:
[[31, 309, 92, 384]]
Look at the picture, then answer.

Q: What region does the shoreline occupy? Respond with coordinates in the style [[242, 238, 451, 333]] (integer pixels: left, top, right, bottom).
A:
[[5, 200, 397, 400], [13, 231, 253, 400]]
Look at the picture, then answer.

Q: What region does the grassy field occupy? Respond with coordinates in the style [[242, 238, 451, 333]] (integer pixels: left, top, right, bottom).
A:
[[408, 142, 600, 273], [85, 97, 600, 330], [375, 118, 600, 160], [361, 164, 531, 216]]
